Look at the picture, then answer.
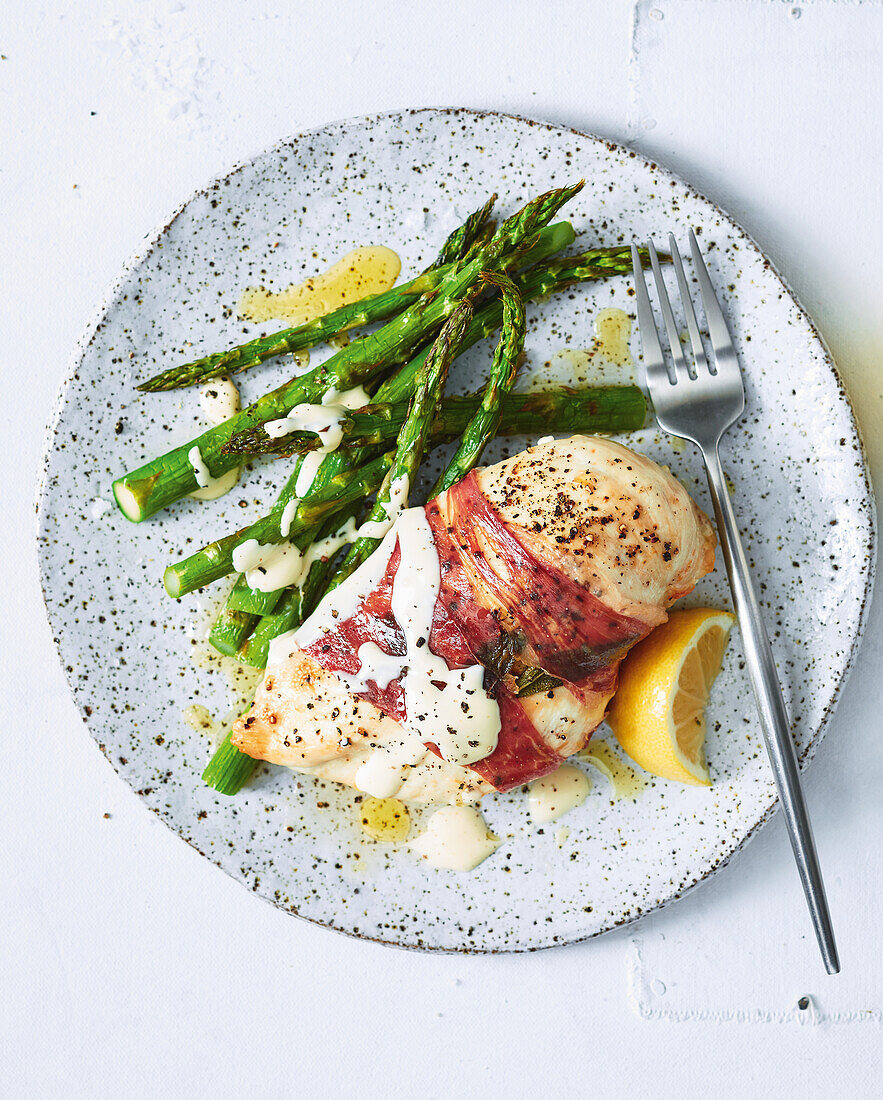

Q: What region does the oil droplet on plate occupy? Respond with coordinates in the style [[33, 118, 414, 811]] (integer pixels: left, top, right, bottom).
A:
[[580, 739, 648, 799], [528, 765, 591, 823], [181, 703, 216, 735], [593, 307, 634, 366], [359, 796, 411, 842], [238, 246, 402, 324]]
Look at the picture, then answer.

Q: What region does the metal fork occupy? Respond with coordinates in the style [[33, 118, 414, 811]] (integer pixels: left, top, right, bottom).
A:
[[631, 232, 840, 974]]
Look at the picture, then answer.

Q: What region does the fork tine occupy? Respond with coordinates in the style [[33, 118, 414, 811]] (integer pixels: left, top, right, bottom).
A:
[[688, 230, 736, 371], [648, 239, 692, 382], [631, 243, 673, 389], [669, 234, 710, 376]]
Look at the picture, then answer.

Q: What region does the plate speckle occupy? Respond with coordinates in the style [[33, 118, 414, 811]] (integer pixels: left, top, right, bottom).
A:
[[37, 109, 875, 952]]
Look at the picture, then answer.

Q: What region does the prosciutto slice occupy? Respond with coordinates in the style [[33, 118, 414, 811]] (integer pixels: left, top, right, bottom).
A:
[[232, 436, 717, 804]]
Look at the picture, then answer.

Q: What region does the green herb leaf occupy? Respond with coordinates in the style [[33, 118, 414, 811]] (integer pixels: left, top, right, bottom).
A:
[[515, 667, 563, 697]]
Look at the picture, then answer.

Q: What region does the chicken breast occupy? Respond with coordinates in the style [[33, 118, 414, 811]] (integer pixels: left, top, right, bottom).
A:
[[232, 436, 716, 804]]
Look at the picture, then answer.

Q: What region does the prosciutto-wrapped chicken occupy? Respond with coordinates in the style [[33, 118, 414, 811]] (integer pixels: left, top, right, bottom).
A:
[[232, 436, 716, 804]]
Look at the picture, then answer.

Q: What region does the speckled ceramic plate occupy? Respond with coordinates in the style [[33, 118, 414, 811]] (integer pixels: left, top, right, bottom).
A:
[[37, 109, 875, 952]]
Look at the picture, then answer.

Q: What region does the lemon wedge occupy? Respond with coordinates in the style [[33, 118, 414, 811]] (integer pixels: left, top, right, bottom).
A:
[[606, 608, 735, 786]]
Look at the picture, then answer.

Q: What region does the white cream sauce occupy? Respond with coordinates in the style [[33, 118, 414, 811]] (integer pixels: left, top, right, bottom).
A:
[[198, 378, 240, 425], [390, 508, 500, 767], [294, 451, 324, 497], [285, 526, 399, 659], [411, 806, 500, 871], [350, 641, 405, 692], [289, 507, 501, 781], [265, 403, 346, 443], [279, 496, 299, 538], [232, 515, 358, 594], [356, 473, 410, 540], [264, 383, 370, 440], [187, 445, 240, 501], [272, 386, 371, 500], [528, 765, 591, 823], [188, 384, 242, 500], [354, 745, 426, 799], [322, 384, 371, 410], [188, 445, 213, 488]]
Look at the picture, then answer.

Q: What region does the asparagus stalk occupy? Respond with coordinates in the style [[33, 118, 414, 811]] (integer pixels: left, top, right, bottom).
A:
[[224, 570, 284, 616], [429, 271, 524, 497], [326, 297, 474, 587], [139, 196, 498, 393], [223, 385, 645, 458], [113, 217, 576, 523], [327, 271, 517, 590], [163, 451, 395, 599], [431, 194, 496, 267], [201, 726, 257, 797], [207, 606, 260, 659], [237, 585, 309, 670]]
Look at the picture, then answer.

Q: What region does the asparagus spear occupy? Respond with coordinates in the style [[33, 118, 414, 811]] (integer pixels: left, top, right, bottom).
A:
[[220, 384, 643, 459], [201, 725, 258, 797], [139, 196, 498, 393], [431, 194, 496, 267], [237, 585, 310, 670], [226, 384, 646, 456], [331, 295, 474, 572], [207, 606, 260, 659], [113, 216, 576, 523], [224, 570, 285, 616], [163, 451, 395, 599], [429, 270, 524, 497]]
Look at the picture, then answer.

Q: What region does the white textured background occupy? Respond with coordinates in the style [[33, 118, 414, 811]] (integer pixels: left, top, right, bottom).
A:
[[1, 1, 881, 1096]]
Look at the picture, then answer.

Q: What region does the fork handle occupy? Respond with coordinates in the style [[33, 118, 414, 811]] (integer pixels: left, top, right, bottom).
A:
[[701, 442, 840, 975]]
